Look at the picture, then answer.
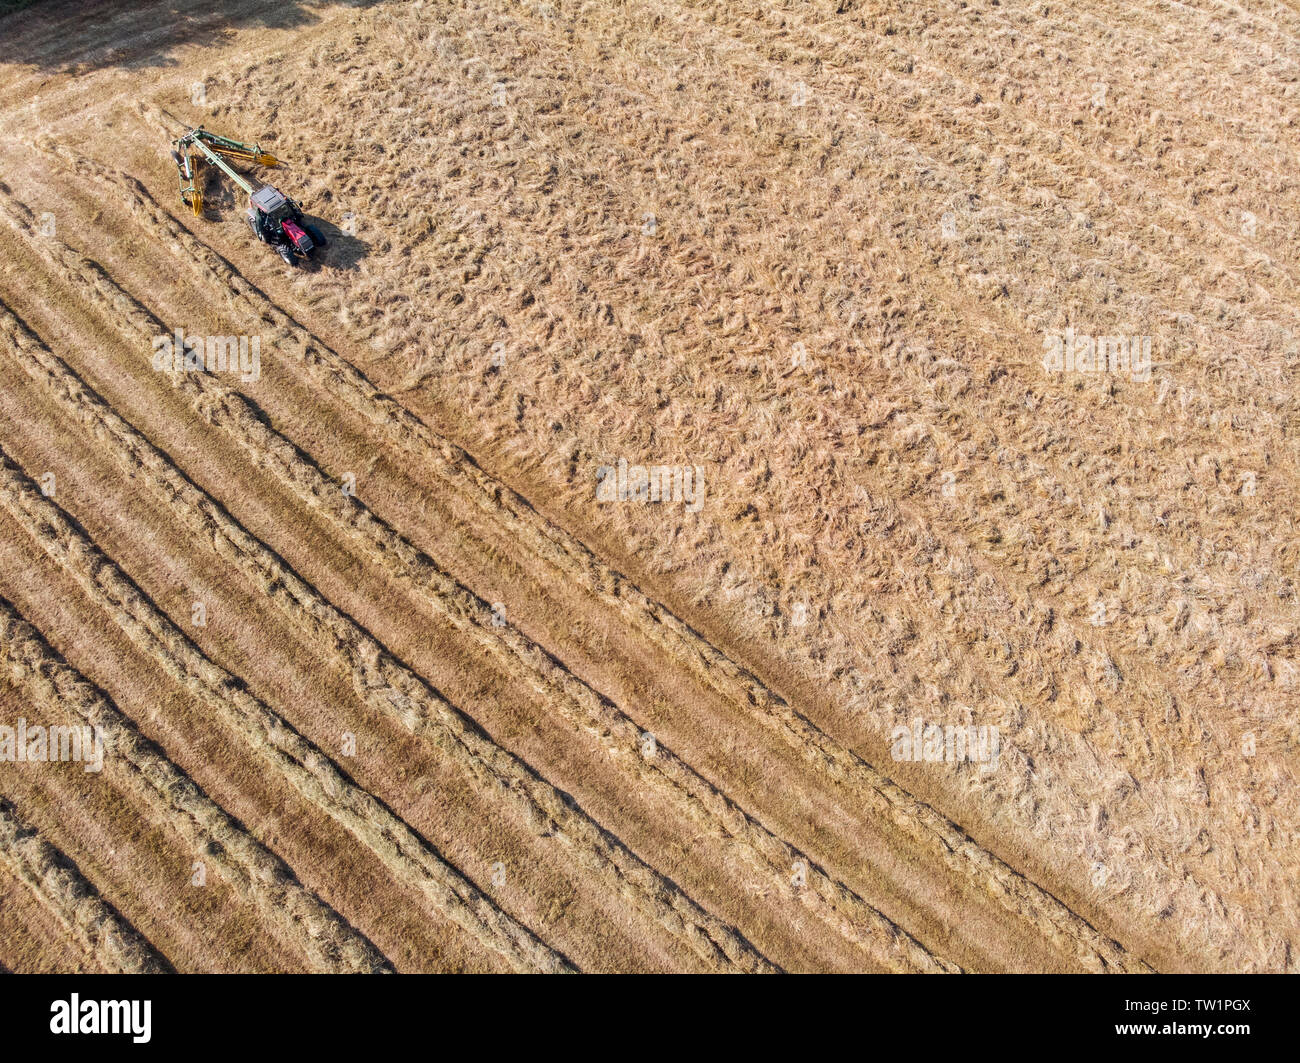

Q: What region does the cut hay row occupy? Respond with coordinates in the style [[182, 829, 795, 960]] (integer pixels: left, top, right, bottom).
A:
[[4, 185, 952, 974], [0, 460, 568, 976], [0, 423, 572, 976], [182, 377, 957, 973], [40, 151, 1145, 972], [0, 795, 169, 973], [0, 297, 771, 976], [0, 595, 392, 974]]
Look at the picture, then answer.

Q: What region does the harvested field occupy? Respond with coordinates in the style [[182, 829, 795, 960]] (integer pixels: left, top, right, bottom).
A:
[[0, 0, 1295, 973]]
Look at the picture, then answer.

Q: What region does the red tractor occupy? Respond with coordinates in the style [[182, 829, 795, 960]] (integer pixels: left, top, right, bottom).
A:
[[247, 185, 327, 267]]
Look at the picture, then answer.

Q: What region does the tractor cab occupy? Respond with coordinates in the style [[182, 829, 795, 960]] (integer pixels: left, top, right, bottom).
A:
[[250, 185, 292, 224], [248, 185, 318, 261]]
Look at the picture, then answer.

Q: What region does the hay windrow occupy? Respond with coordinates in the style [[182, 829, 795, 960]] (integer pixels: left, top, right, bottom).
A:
[[36, 149, 1146, 972], [0, 411, 573, 975], [0, 295, 770, 975], [0, 595, 392, 974], [0, 795, 170, 974]]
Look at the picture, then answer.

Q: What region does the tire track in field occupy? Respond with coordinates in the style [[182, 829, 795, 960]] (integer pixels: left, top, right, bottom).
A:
[[0, 431, 574, 976], [0, 298, 773, 976], [49, 149, 1148, 972], [0, 595, 393, 974], [2, 184, 955, 973], [0, 794, 170, 973]]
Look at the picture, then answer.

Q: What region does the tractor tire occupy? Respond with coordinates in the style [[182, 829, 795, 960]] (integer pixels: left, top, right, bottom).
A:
[[278, 246, 296, 267], [306, 225, 327, 248]]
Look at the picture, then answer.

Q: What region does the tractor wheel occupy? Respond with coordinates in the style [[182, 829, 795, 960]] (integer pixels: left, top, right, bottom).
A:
[[278, 245, 296, 267], [306, 225, 327, 248]]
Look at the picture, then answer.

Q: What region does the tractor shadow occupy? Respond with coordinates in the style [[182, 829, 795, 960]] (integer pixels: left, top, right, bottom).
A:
[[299, 215, 370, 272], [2, 1, 395, 75]]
